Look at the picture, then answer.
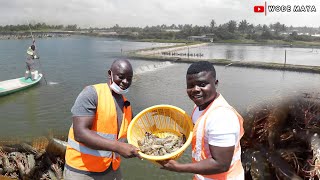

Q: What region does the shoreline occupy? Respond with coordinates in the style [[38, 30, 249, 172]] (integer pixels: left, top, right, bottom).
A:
[[1, 31, 320, 49], [136, 43, 209, 56], [0, 32, 71, 40], [1, 32, 320, 74], [127, 43, 320, 74]]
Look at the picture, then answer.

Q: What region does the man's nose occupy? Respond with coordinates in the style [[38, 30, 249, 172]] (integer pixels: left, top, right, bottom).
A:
[[193, 85, 201, 92], [122, 78, 129, 85]]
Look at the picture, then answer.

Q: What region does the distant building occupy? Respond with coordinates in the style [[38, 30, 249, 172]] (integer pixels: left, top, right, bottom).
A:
[[99, 32, 118, 35], [311, 34, 320, 37], [188, 35, 206, 41], [164, 29, 181, 32], [188, 34, 215, 42], [298, 32, 309, 36], [132, 32, 139, 36]]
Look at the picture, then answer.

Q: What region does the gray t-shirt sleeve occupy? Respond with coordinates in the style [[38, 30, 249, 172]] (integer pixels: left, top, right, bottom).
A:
[[71, 85, 98, 117]]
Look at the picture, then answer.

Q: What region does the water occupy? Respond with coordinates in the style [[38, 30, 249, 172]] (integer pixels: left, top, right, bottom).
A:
[[1, 36, 320, 179], [0, 36, 179, 138], [172, 43, 320, 66]]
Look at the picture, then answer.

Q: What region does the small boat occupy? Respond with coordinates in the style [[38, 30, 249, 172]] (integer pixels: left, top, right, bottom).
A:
[[0, 74, 43, 97]]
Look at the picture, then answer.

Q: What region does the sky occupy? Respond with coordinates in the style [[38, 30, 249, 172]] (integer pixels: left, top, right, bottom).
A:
[[0, 0, 319, 28]]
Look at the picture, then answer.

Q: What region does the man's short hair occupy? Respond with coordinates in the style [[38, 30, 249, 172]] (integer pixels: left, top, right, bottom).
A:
[[187, 61, 216, 78]]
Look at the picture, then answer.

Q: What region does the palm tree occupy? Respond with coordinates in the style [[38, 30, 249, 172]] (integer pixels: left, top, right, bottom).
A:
[[227, 20, 237, 33], [238, 20, 249, 33], [210, 19, 216, 32]]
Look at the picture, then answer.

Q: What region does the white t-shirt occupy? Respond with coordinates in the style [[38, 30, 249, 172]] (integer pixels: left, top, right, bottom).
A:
[[192, 107, 240, 147]]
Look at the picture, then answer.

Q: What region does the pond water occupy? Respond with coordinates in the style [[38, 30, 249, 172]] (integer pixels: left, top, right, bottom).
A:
[[170, 43, 320, 66], [0, 36, 320, 179]]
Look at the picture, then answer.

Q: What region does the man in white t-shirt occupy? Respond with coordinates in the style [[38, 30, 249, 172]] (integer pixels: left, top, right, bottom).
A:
[[160, 61, 245, 180]]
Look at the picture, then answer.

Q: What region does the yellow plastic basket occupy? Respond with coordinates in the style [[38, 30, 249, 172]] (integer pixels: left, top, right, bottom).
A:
[[127, 105, 193, 163]]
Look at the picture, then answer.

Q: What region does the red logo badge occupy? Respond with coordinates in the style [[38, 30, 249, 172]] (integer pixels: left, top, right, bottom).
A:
[[254, 6, 265, 13]]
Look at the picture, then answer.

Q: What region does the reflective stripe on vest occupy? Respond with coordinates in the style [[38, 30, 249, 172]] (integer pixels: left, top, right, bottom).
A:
[[68, 131, 116, 157], [65, 83, 132, 172], [191, 95, 244, 180]]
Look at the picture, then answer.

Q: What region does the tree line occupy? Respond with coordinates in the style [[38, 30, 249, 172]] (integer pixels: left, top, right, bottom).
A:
[[1, 20, 320, 42], [97, 20, 320, 42], [0, 23, 78, 32]]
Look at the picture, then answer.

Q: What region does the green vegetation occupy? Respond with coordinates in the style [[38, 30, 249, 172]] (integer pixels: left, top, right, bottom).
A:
[[0, 23, 78, 32], [92, 20, 320, 46], [1, 21, 320, 47]]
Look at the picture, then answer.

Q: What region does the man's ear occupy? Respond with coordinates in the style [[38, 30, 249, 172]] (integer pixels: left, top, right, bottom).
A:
[[215, 80, 219, 87], [107, 70, 112, 78]]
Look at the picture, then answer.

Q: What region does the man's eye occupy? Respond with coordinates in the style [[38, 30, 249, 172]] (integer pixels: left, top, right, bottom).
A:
[[200, 83, 206, 87]]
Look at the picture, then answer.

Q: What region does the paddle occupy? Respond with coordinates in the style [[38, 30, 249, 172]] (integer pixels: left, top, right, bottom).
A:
[[27, 20, 48, 85]]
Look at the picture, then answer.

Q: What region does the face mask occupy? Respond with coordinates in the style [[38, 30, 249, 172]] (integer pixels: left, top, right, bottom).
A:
[[109, 71, 129, 94]]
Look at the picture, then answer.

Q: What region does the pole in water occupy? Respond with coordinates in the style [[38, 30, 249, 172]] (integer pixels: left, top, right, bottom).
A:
[[27, 20, 47, 85], [284, 49, 287, 66], [26, 20, 34, 41], [38, 59, 48, 84]]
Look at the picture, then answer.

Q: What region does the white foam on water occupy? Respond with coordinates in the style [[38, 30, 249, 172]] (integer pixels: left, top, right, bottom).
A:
[[134, 61, 173, 75], [48, 82, 59, 85]]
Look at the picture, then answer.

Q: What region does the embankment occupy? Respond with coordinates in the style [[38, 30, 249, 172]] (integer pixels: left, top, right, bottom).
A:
[[127, 43, 320, 74]]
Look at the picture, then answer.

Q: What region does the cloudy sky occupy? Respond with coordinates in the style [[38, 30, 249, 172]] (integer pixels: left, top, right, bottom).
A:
[[1, 0, 319, 28]]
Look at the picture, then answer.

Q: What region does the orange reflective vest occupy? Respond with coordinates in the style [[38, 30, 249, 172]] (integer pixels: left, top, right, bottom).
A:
[[65, 83, 132, 172], [191, 95, 244, 180]]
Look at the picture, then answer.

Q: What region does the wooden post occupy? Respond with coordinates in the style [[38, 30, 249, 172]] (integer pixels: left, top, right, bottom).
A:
[[284, 49, 287, 66]]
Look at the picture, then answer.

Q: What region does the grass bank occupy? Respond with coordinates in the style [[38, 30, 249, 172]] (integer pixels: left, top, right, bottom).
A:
[[131, 38, 320, 49], [215, 39, 320, 48], [127, 43, 320, 74]]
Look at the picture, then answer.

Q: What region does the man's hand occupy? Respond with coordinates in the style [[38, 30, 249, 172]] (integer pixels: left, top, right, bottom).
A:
[[117, 143, 142, 159], [158, 159, 181, 172]]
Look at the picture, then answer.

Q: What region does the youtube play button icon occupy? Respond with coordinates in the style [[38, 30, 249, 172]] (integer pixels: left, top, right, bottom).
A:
[[254, 6, 264, 13]]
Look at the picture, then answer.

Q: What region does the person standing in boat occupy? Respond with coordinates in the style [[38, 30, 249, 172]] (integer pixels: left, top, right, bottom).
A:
[[25, 39, 40, 81]]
